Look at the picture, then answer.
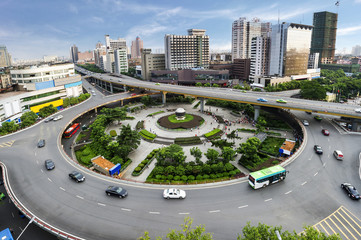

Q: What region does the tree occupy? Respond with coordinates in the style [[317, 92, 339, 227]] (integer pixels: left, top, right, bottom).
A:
[[204, 83, 211, 87], [101, 107, 127, 123], [156, 144, 186, 166], [20, 111, 38, 128], [255, 116, 267, 133], [212, 83, 219, 88], [204, 148, 219, 164], [69, 97, 79, 106], [221, 147, 236, 163], [211, 139, 234, 149], [238, 137, 261, 163], [0, 121, 19, 135], [195, 82, 203, 87], [190, 147, 202, 163], [300, 80, 326, 100], [38, 104, 57, 118], [117, 124, 141, 150], [63, 98, 71, 108]]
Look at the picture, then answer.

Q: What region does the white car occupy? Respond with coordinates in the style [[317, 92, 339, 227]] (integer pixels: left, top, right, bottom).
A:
[[163, 188, 186, 199], [355, 108, 361, 113], [302, 120, 309, 126], [53, 115, 63, 121]]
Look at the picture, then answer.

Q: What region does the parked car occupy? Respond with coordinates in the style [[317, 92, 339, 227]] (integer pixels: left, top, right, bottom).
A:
[[45, 117, 54, 122], [276, 99, 287, 103], [53, 115, 63, 121], [314, 115, 322, 121], [302, 120, 309, 126], [163, 188, 186, 199], [44, 159, 55, 170], [69, 171, 85, 182], [322, 129, 330, 136], [333, 150, 344, 161], [105, 186, 128, 198], [257, 98, 268, 102], [341, 183, 360, 200], [314, 145, 323, 154], [131, 93, 137, 96], [37, 139, 45, 148]]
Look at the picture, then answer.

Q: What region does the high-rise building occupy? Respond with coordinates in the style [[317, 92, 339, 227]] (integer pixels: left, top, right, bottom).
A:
[[308, 53, 319, 69], [310, 11, 338, 64], [70, 45, 79, 63], [105, 35, 126, 52], [141, 49, 165, 80], [250, 36, 270, 80], [352, 45, 361, 56], [231, 17, 271, 61], [164, 29, 209, 70], [114, 49, 128, 74], [94, 43, 106, 67], [103, 35, 127, 73], [0, 45, 12, 67], [131, 36, 143, 59], [269, 23, 313, 77]]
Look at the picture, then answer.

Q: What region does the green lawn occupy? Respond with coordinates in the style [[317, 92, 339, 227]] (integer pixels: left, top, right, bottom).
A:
[[259, 137, 286, 156], [168, 114, 194, 123]]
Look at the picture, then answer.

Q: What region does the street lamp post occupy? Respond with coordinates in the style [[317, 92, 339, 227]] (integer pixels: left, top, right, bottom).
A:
[[16, 216, 35, 240]]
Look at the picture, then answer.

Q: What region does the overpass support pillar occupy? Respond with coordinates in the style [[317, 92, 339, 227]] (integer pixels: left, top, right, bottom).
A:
[[124, 85, 127, 92], [109, 83, 113, 93], [120, 99, 123, 106], [95, 107, 98, 113], [162, 91, 167, 105], [199, 98, 204, 113], [351, 118, 361, 132], [254, 105, 260, 121]]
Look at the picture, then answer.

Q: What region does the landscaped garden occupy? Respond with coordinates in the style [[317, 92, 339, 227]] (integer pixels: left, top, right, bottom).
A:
[[157, 114, 204, 129]]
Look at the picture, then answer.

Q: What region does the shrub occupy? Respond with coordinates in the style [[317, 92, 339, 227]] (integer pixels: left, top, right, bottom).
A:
[[216, 173, 223, 178], [229, 170, 236, 176], [234, 169, 241, 174], [188, 175, 195, 181], [210, 174, 217, 179], [138, 163, 145, 168], [142, 160, 149, 164], [147, 111, 165, 117], [147, 154, 153, 158], [156, 174, 162, 179], [82, 147, 91, 156], [109, 130, 117, 137], [272, 160, 279, 164], [196, 175, 203, 180], [174, 136, 202, 145], [110, 155, 123, 165], [167, 175, 173, 180], [203, 174, 210, 179], [181, 175, 188, 182], [139, 129, 156, 140], [134, 167, 141, 172], [222, 172, 229, 177], [174, 176, 181, 181], [136, 120, 144, 130], [204, 129, 221, 138]]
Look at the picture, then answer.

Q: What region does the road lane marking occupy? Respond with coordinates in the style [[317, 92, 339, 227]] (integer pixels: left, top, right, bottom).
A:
[[264, 198, 272, 202], [285, 190, 292, 195], [334, 214, 356, 240], [314, 172, 318, 176], [97, 203, 106, 207], [323, 163, 327, 167], [40, 169, 43, 173], [34, 152, 37, 156], [47, 178, 52, 182], [339, 209, 361, 237], [59, 187, 66, 191], [238, 205, 248, 209], [11, 212, 14, 218], [179, 212, 190, 215], [328, 217, 350, 240], [121, 208, 131, 212], [340, 207, 361, 230], [76, 195, 84, 200], [36, 160, 39, 164], [301, 181, 307, 186], [149, 212, 160, 214], [209, 210, 220, 213]]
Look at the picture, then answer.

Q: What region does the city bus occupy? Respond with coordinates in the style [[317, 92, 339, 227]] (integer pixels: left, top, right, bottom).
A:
[[64, 123, 80, 138], [248, 165, 287, 189]]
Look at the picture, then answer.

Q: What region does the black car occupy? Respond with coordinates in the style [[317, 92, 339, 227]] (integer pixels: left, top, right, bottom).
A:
[[105, 186, 128, 198], [45, 117, 54, 122], [69, 171, 85, 182], [341, 183, 360, 200], [44, 159, 55, 170], [314, 145, 323, 154], [37, 139, 45, 148]]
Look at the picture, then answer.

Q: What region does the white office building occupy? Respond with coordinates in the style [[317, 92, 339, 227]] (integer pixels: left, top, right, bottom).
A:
[[114, 48, 128, 74], [250, 36, 270, 80]]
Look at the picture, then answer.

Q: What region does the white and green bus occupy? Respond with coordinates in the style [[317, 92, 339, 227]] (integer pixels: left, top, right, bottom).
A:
[[248, 165, 287, 189]]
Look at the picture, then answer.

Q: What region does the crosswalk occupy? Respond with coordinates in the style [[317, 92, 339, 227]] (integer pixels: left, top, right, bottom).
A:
[[313, 206, 361, 240], [0, 140, 15, 148]]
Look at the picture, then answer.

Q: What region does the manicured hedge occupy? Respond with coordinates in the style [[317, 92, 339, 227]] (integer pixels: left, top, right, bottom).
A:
[[109, 130, 117, 137], [193, 101, 201, 109], [139, 129, 157, 140], [237, 128, 256, 133], [147, 111, 165, 117], [204, 128, 223, 140], [132, 149, 159, 176], [136, 120, 144, 130], [174, 136, 202, 145]]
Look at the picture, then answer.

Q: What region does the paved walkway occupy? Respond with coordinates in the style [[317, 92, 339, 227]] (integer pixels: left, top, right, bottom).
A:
[[104, 101, 294, 182]]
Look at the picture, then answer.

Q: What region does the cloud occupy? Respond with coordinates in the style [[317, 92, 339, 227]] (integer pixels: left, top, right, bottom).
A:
[[337, 24, 361, 36], [69, 4, 78, 14], [355, 0, 361, 3], [126, 22, 168, 40], [45, 24, 70, 35], [91, 16, 104, 23]]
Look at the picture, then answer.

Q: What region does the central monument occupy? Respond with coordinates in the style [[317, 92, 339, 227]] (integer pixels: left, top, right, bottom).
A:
[[175, 108, 186, 120]]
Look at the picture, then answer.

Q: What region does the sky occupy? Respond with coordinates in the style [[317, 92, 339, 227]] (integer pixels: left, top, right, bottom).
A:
[[1, 0, 361, 60]]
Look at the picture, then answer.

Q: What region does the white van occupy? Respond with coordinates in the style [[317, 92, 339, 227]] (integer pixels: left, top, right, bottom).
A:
[[333, 150, 344, 160]]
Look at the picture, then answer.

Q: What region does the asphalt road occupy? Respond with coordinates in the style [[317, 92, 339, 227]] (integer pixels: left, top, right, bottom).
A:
[[0, 74, 360, 239]]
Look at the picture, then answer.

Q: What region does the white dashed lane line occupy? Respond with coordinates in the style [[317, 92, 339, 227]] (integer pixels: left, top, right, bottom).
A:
[[36, 160, 39, 164], [149, 212, 160, 215], [76, 195, 84, 200], [238, 205, 248, 209], [47, 178, 52, 182], [59, 187, 66, 191], [121, 208, 131, 212], [284, 190, 292, 195], [209, 210, 220, 213], [264, 198, 272, 202], [178, 212, 190, 215], [301, 181, 307, 186], [97, 203, 106, 207], [314, 172, 318, 176], [323, 163, 327, 167], [40, 169, 43, 173]]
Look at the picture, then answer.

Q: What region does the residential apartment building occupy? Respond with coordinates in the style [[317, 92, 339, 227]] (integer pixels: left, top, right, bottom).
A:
[[94, 43, 106, 67], [141, 49, 165, 80], [231, 17, 271, 61], [249, 36, 270, 81], [233, 59, 251, 80], [0, 73, 11, 89], [78, 51, 94, 63], [114, 48, 128, 74], [103, 35, 128, 73], [70, 44, 79, 63], [0, 45, 12, 68], [269, 23, 313, 77], [310, 11, 338, 64], [308, 53, 320, 69], [164, 29, 209, 70], [131, 36, 143, 59]]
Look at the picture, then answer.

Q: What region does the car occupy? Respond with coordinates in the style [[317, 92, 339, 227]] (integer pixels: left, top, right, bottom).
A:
[[302, 120, 309, 126], [321, 129, 330, 136], [163, 188, 186, 199], [314, 145, 323, 154], [53, 115, 63, 121], [37, 139, 45, 148], [314, 115, 322, 121], [105, 186, 128, 198], [69, 171, 85, 182], [91, 90, 95, 93], [305, 111, 312, 114], [92, 93, 96, 96], [257, 98, 268, 102], [276, 99, 287, 103], [355, 108, 361, 113], [118, 79, 122, 82], [131, 93, 137, 96], [333, 150, 344, 160], [44, 159, 55, 170], [341, 183, 360, 200], [45, 117, 54, 122]]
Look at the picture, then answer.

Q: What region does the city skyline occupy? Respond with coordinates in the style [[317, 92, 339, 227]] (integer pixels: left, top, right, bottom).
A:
[[1, 0, 361, 60]]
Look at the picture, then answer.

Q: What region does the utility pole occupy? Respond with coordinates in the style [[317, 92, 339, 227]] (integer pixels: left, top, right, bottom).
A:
[[16, 216, 35, 240]]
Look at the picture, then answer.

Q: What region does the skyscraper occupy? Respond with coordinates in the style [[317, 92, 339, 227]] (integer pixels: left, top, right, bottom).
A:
[[103, 35, 127, 73], [164, 29, 209, 70], [352, 45, 361, 56], [269, 23, 313, 77], [310, 11, 338, 64], [250, 36, 270, 79], [70, 44, 78, 63], [231, 17, 271, 61], [0, 45, 12, 67], [131, 36, 143, 59]]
